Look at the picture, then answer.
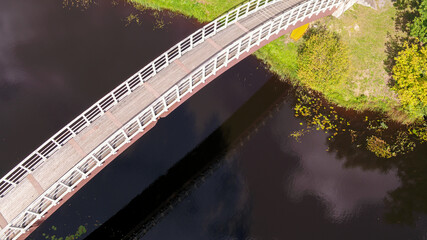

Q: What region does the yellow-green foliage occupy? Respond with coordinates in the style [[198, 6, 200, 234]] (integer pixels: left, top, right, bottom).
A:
[[297, 27, 350, 95], [392, 42, 427, 119], [409, 123, 427, 142]]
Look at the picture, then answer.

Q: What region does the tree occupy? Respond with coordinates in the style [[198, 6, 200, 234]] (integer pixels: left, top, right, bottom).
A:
[[392, 42, 427, 119], [297, 26, 349, 94], [410, 0, 427, 42], [394, 0, 422, 34]]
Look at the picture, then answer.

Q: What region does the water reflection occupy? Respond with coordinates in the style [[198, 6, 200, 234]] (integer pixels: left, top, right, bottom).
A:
[[138, 79, 427, 240], [287, 131, 400, 222], [86, 75, 286, 239]]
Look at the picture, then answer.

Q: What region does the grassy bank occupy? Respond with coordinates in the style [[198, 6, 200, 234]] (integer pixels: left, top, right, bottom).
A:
[[255, 2, 403, 118], [131, 0, 245, 22]]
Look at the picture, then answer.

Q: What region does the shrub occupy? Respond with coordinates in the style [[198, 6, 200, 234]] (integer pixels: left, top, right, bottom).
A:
[[392, 42, 427, 119], [297, 26, 349, 94]]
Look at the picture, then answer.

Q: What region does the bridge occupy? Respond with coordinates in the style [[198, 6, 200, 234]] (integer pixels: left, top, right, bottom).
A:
[[0, 0, 350, 239]]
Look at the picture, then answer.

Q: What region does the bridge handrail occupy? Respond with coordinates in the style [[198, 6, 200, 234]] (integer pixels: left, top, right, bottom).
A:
[[0, 0, 281, 200], [0, 0, 344, 238]]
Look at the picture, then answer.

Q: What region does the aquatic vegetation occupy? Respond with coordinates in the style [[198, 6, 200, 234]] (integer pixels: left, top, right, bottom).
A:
[[125, 13, 142, 26], [41, 225, 87, 240], [290, 89, 350, 143], [290, 88, 423, 158], [62, 0, 95, 9], [408, 122, 427, 142], [366, 135, 394, 158]]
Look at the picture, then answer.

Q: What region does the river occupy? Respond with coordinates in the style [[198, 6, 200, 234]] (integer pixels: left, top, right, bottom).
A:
[[0, 1, 426, 239]]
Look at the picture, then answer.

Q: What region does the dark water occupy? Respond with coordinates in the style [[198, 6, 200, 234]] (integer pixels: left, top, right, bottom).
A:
[[1, 1, 427, 240]]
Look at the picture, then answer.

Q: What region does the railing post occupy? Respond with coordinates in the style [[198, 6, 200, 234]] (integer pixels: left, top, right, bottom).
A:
[[92, 154, 103, 166], [304, 1, 310, 18], [175, 86, 181, 102], [295, 4, 303, 23], [94, 105, 102, 116], [257, 28, 262, 46], [325, 0, 332, 11], [58, 182, 72, 191], [75, 167, 88, 178], [267, 20, 274, 39], [138, 72, 143, 83], [311, 0, 319, 17], [246, 2, 250, 15], [82, 115, 91, 126], [26, 209, 42, 217], [189, 77, 193, 92], [106, 142, 116, 154], [43, 195, 56, 203], [151, 62, 156, 74], [121, 129, 130, 143], [202, 27, 206, 41], [4, 179, 16, 187], [247, 32, 253, 51], [276, 14, 285, 34], [111, 94, 118, 104], [150, 106, 156, 119], [213, 58, 218, 75], [164, 53, 170, 66], [125, 82, 132, 93], [162, 97, 168, 111], [225, 48, 230, 67], [20, 165, 31, 173], [52, 139, 61, 148], [202, 66, 206, 82], [136, 117, 143, 131], [224, 14, 229, 28], [67, 127, 76, 137], [286, 8, 294, 27], [237, 39, 242, 56], [177, 44, 182, 57], [36, 152, 47, 161]]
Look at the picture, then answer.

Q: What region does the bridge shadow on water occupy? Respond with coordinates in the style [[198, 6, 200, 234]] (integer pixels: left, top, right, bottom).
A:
[[85, 76, 290, 240]]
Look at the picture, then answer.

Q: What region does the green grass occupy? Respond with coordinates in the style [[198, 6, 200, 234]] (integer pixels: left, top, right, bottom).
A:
[[253, 36, 299, 81], [131, 0, 245, 22], [322, 3, 400, 111]]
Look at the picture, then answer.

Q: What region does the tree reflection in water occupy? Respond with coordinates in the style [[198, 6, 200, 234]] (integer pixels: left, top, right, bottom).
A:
[[289, 86, 427, 225]]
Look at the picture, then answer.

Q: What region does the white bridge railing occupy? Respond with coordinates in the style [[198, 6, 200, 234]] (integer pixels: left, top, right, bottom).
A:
[[0, 0, 281, 199], [0, 0, 344, 238]]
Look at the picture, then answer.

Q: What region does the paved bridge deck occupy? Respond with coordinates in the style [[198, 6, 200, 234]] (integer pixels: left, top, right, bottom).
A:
[[0, 0, 344, 238]]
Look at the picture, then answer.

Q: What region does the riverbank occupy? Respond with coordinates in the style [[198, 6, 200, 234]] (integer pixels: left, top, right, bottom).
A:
[[130, 0, 246, 22], [255, 1, 406, 119], [132, 0, 407, 120]]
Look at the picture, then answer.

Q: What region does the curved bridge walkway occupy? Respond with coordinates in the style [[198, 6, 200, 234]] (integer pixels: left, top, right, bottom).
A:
[[0, 0, 346, 239]]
